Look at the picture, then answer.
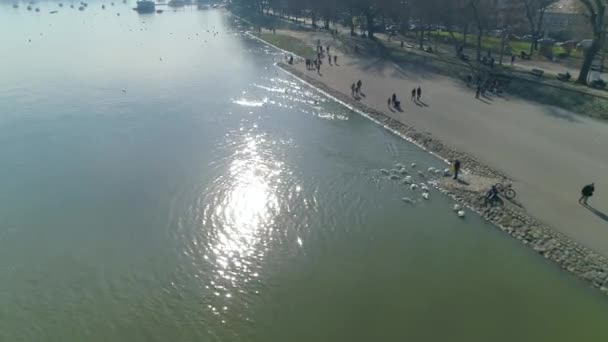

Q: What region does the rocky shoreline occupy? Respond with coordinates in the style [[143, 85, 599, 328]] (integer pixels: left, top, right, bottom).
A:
[[277, 61, 608, 295]]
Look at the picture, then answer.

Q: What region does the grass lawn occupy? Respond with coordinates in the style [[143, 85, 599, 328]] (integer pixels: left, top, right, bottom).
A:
[[258, 33, 316, 59]]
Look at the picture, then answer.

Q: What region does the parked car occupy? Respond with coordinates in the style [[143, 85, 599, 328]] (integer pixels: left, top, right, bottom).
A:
[[537, 37, 556, 45], [577, 39, 593, 50]]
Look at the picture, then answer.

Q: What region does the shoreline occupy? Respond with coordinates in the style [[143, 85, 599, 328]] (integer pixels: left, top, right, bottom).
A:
[[276, 61, 608, 295]]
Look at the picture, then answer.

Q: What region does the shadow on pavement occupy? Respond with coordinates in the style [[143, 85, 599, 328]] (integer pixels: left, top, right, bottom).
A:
[[584, 205, 608, 222]]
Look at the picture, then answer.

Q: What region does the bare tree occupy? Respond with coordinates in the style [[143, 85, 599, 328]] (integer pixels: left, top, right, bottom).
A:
[[577, 0, 606, 84], [521, 0, 558, 54]]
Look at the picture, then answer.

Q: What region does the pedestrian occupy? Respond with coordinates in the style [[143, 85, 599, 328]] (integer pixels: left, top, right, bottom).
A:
[[452, 160, 461, 180], [411, 88, 416, 101], [327, 45, 330, 54], [579, 183, 595, 205], [401, 41, 404, 48], [316, 60, 321, 73], [511, 54, 516, 65], [356, 80, 362, 93], [328, 55, 332, 65], [351, 83, 356, 96], [475, 86, 481, 98], [388, 97, 392, 107], [392, 93, 397, 104], [416, 86, 421, 101], [334, 55, 337, 65]]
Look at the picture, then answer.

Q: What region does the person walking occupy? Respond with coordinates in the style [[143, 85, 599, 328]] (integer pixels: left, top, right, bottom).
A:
[[351, 83, 356, 96], [411, 88, 416, 101], [356, 80, 362, 94], [387, 97, 392, 107], [328, 55, 332, 65], [416, 86, 422, 101], [511, 54, 516, 65], [334, 55, 337, 65], [475, 86, 481, 98], [452, 160, 461, 180], [579, 183, 595, 205]]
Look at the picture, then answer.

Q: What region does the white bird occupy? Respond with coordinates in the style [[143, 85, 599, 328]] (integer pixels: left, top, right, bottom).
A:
[[420, 183, 429, 191], [399, 168, 409, 175], [411, 163, 417, 168], [422, 192, 430, 200], [410, 184, 419, 191], [443, 168, 451, 176], [457, 210, 466, 217], [427, 167, 436, 173], [401, 197, 414, 204], [453, 204, 462, 211]]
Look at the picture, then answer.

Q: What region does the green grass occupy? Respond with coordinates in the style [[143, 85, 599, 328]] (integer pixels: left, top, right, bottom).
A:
[[258, 33, 316, 59]]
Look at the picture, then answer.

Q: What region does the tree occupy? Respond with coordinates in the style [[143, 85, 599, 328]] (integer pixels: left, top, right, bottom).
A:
[[577, 0, 606, 84], [521, 0, 558, 54]]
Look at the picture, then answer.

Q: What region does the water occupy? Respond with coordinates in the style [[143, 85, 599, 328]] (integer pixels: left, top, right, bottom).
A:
[[1, 3, 607, 341]]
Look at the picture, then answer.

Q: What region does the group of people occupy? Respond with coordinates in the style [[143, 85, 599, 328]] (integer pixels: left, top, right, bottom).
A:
[[305, 42, 338, 74], [387, 86, 422, 109], [469, 75, 502, 99], [411, 86, 422, 102]]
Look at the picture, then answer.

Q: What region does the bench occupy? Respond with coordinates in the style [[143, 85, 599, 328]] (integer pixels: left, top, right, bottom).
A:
[[530, 68, 544, 78]]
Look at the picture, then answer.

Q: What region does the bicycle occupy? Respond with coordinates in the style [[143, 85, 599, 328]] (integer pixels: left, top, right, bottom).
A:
[[495, 182, 516, 200]]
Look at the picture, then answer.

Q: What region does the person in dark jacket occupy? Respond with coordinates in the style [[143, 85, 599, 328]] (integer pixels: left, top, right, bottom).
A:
[[452, 160, 461, 180], [579, 183, 595, 205]]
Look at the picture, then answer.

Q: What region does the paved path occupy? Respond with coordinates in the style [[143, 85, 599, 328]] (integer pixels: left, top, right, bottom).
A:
[[282, 30, 608, 256]]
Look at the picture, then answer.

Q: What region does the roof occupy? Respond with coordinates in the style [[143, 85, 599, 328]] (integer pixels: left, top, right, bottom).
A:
[[546, 0, 579, 14]]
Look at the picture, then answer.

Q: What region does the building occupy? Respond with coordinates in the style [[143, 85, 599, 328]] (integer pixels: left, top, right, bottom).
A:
[[543, 0, 591, 40]]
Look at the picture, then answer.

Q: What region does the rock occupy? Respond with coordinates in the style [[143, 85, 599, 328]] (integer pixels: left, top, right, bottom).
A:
[[411, 163, 417, 168], [453, 204, 462, 211], [395, 163, 404, 169]]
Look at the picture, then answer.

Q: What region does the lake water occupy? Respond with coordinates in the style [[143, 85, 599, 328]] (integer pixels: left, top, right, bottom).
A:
[[1, 2, 608, 341]]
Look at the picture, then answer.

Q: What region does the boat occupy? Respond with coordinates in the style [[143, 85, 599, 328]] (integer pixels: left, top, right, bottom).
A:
[[102, 4, 105, 9], [59, 3, 63, 6], [70, 4, 74, 8], [135, 0, 155, 13]]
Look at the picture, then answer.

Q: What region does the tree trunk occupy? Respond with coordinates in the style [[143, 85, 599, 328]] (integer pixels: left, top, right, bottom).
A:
[[365, 10, 374, 39], [463, 24, 468, 46], [419, 25, 424, 49], [476, 28, 482, 61], [577, 39, 600, 84]]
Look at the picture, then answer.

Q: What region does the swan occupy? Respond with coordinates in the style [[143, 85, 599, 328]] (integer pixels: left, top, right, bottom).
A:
[[420, 184, 429, 191], [427, 167, 436, 173], [401, 197, 414, 204], [389, 174, 400, 180], [422, 192, 429, 200], [417, 170, 426, 178], [457, 210, 465, 217], [453, 204, 462, 211], [410, 184, 419, 191]]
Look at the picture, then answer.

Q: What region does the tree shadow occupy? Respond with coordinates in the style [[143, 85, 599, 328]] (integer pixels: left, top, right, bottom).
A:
[[583, 204, 608, 222]]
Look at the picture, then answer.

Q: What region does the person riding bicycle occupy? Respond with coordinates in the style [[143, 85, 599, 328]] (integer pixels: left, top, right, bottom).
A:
[[486, 185, 499, 203]]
